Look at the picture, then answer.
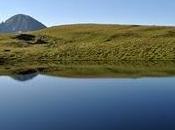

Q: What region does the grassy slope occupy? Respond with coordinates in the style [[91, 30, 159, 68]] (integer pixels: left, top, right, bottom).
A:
[[34, 24, 175, 61], [1, 24, 175, 62]]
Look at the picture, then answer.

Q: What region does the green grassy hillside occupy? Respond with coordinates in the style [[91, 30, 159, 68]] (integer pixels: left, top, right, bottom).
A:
[[34, 24, 175, 61], [1, 24, 175, 63]]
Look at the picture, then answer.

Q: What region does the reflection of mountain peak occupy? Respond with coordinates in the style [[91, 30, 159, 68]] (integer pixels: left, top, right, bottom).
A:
[[11, 72, 39, 82], [10, 69, 39, 82]]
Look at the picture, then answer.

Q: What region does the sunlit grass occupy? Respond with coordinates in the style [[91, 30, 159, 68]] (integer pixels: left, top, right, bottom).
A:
[[1, 24, 175, 62]]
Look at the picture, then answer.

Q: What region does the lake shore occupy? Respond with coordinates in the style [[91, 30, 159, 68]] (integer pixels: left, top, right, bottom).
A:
[[1, 61, 175, 78]]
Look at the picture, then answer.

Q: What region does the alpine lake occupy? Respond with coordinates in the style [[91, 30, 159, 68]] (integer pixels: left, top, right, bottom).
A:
[[1, 61, 175, 130]]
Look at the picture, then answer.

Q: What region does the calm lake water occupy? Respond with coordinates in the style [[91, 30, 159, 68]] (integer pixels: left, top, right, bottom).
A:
[[1, 74, 175, 130]]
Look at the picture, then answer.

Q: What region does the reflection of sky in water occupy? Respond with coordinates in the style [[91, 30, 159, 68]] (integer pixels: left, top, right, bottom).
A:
[[0, 75, 175, 130]]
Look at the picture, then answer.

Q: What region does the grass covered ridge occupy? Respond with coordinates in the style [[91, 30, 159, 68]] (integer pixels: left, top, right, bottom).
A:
[[1, 24, 175, 62]]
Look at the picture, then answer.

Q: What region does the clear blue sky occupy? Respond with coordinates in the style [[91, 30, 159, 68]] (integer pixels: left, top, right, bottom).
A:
[[0, 0, 175, 26]]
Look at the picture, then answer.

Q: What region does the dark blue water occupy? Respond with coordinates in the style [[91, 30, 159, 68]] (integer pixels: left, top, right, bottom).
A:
[[0, 75, 175, 130]]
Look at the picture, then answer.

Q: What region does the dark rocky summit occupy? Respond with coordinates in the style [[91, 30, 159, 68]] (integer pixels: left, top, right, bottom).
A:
[[0, 14, 46, 33]]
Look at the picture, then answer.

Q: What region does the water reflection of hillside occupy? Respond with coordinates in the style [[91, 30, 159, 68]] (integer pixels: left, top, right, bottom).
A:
[[0, 61, 175, 81]]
